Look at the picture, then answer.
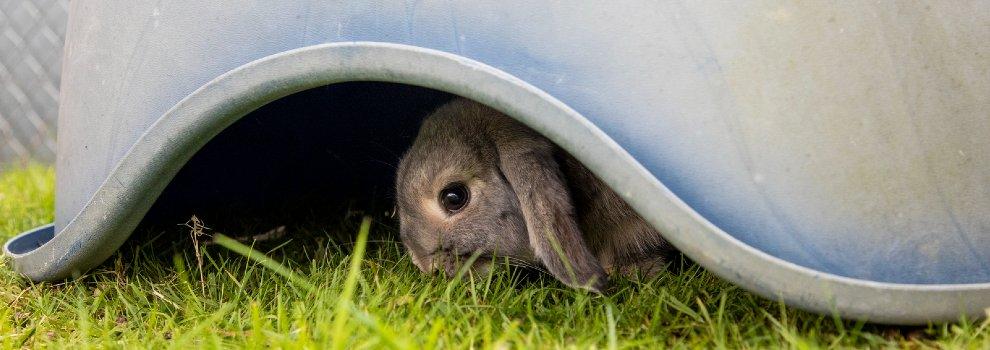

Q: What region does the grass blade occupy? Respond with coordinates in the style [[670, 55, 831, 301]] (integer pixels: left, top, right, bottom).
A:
[[212, 234, 316, 292], [332, 216, 373, 350]]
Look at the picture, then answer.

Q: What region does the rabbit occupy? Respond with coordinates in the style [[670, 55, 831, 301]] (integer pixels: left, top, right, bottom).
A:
[[395, 98, 673, 292]]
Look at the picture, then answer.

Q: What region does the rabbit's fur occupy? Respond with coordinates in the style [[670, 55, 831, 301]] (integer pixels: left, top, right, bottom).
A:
[[395, 98, 672, 291]]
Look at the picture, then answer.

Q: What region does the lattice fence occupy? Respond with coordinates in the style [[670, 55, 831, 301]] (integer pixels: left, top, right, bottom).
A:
[[0, 0, 67, 164]]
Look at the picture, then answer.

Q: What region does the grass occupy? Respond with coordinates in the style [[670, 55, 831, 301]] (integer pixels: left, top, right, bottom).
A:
[[0, 164, 988, 348]]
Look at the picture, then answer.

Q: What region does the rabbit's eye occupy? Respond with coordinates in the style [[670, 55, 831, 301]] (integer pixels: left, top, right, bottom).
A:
[[439, 183, 470, 213]]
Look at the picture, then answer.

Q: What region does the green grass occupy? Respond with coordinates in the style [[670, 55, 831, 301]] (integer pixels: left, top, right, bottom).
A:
[[0, 164, 988, 348]]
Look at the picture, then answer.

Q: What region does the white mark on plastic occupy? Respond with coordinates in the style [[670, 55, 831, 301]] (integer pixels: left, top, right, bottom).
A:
[[753, 173, 765, 184], [766, 7, 792, 21], [152, 8, 161, 28]]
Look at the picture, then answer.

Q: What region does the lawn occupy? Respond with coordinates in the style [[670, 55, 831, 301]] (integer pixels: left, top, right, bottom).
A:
[[0, 164, 987, 348]]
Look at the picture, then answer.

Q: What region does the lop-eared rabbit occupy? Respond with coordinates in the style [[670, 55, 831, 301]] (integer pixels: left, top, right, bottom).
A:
[[396, 98, 673, 291]]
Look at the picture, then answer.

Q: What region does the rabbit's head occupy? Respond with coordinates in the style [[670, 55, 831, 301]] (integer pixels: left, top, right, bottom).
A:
[[395, 99, 606, 291]]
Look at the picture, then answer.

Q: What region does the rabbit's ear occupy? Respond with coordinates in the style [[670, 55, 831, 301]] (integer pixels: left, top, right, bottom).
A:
[[495, 135, 607, 292]]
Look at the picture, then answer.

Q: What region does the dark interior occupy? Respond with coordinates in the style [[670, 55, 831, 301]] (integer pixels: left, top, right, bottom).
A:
[[139, 82, 454, 235]]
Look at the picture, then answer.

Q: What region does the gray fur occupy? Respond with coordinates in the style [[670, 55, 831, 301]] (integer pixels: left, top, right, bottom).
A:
[[395, 98, 672, 291]]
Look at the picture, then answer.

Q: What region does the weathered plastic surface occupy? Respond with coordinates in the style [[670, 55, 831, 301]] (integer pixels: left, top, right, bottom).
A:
[[4, 1, 989, 324]]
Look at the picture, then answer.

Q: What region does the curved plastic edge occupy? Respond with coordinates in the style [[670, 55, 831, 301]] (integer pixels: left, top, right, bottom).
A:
[[4, 224, 55, 257], [4, 42, 988, 325]]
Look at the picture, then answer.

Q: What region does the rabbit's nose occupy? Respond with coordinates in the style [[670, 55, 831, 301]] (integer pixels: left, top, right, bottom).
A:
[[427, 254, 448, 273], [428, 254, 461, 276], [410, 253, 432, 273]]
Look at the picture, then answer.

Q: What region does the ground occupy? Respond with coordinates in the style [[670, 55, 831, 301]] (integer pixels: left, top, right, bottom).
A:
[[0, 164, 987, 348]]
